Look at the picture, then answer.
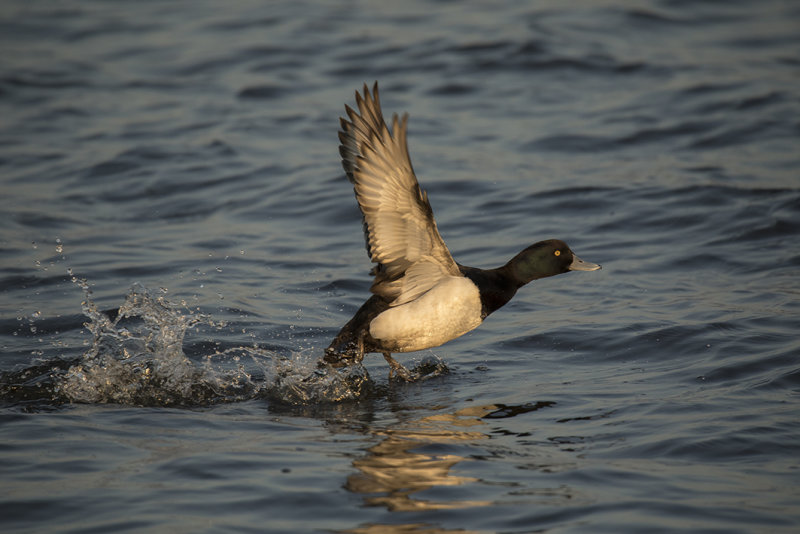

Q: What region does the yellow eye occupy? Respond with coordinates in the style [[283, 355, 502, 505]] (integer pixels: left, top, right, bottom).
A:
[[554, 250, 561, 257]]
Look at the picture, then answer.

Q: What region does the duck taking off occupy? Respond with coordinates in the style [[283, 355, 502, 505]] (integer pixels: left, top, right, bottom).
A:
[[323, 83, 600, 380]]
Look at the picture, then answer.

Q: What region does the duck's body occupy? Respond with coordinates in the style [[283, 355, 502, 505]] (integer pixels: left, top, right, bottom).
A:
[[328, 275, 482, 356], [323, 83, 600, 378]]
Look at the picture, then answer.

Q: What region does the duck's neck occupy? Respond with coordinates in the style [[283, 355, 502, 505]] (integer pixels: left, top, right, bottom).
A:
[[459, 265, 519, 318]]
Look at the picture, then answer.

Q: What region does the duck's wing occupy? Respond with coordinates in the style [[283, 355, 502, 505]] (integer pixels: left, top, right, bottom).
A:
[[339, 83, 460, 306]]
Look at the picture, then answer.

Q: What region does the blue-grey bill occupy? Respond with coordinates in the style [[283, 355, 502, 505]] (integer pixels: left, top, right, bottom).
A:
[[569, 254, 601, 271]]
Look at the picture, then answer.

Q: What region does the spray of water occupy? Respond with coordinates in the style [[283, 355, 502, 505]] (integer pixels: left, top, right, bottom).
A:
[[1, 279, 375, 407]]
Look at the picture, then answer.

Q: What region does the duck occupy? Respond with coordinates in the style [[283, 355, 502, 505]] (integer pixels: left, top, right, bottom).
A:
[[322, 83, 600, 380]]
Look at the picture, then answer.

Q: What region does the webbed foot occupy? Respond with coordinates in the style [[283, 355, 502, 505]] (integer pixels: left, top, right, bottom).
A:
[[383, 353, 417, 382]]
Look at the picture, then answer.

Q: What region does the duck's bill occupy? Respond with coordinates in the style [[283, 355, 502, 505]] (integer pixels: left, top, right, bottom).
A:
[[569, 254, 601, 271]]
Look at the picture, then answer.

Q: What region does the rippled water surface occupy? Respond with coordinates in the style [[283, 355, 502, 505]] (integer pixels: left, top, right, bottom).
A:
[[2, 1, 799, 532]]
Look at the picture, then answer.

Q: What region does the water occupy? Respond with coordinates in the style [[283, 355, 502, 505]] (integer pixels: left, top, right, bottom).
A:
[[1, 0, 799, 532]]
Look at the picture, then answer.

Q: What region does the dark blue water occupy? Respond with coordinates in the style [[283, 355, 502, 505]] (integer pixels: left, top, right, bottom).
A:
[[2, 1, 799, 532]]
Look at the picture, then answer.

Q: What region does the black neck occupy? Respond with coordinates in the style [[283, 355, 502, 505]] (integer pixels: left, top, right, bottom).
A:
[[459, 265, 519, 319]]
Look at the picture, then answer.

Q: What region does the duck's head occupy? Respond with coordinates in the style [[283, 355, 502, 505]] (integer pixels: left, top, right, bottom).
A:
[[508, 239, 601, 286]]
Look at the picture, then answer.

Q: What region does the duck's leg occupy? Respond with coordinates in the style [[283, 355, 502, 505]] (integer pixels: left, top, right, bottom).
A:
[[355, 332, 365, 363], [382, 353, 415, 381]]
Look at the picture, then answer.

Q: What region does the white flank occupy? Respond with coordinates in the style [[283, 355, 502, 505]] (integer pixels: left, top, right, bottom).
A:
[[369, 276, 483, 352]]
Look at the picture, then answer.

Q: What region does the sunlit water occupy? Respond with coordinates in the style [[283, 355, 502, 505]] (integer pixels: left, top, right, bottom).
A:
[[2, 1, 799, 532]]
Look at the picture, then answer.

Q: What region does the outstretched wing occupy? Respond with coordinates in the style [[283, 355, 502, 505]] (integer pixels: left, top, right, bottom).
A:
[[339, 83, 460, 306]]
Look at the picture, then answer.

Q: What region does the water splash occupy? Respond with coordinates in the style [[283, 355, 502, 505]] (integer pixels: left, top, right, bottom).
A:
[[1, 280, 373, 407]]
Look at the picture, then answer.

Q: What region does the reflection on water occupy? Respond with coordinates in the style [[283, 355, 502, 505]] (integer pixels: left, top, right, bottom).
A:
[[343, 403, 550, 532], [341, 406, 493, 533], [348, 407, 490, 512], [343, 523, 480, 534], [342, 402, 557, 532]]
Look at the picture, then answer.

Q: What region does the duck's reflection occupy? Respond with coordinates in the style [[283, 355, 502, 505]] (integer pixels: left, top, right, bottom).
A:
[[342, 522, 479, 534], [345, 405, 496, 513], [332, 400, 558, 534]]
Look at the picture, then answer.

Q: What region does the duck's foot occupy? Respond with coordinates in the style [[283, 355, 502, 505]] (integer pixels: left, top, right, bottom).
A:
[[383, 353, 418, 382]]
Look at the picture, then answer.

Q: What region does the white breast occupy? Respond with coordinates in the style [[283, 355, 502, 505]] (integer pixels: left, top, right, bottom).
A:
[[368, 276, 483, 353]]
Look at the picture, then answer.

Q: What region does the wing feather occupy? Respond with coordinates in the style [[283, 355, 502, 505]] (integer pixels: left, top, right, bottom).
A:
[[339, 83, 459, 304]]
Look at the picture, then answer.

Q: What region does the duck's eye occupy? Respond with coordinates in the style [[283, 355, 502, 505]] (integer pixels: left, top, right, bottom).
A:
[[554, 250, 561, 257]]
